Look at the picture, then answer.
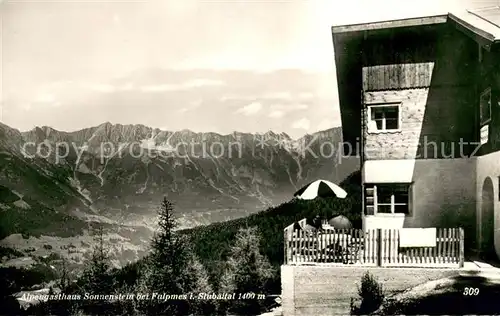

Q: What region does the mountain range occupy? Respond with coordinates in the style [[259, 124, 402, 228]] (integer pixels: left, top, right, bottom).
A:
[[0, 121, 358, 265]]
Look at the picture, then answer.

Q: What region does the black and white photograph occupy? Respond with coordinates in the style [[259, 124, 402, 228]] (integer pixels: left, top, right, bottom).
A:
[[2, 0, 500, 315]]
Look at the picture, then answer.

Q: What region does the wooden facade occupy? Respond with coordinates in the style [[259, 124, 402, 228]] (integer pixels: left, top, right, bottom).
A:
[[362, 63, 434, 91], [334, 18, 483, 159]]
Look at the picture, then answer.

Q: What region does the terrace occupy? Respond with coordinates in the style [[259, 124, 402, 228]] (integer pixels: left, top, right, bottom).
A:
[[283, 219, 465, 268]]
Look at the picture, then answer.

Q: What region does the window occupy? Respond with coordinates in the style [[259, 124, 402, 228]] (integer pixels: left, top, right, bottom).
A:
[[480, 88, 491, 126], [365, 183, 411, 215], [367, 104, 400, 132]]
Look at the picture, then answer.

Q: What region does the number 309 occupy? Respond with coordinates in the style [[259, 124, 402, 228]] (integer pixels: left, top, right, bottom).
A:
[[463, 287, 479, 295]]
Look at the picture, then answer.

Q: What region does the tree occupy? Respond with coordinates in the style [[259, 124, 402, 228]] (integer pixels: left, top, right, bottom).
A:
[[26, 228, 115, 316], [135, 197, 215, 315], [219, 226, 274, 315], [181, 252, 218, 315], [80, 226, 114, 294], [350, 271, 385, 315], [57, 247, 72, 291], [77, 226, 115, 315]]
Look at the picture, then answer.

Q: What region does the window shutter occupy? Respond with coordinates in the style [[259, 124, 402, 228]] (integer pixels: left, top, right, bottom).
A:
[[365, 185, 377, 215]]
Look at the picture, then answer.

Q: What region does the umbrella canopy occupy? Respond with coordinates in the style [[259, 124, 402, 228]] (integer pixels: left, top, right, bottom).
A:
[[294, 180, 347, 200], [328, 215, 353, 229]]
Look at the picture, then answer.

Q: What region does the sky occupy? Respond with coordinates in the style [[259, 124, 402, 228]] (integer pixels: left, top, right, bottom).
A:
[[0, 0, 486, 138]]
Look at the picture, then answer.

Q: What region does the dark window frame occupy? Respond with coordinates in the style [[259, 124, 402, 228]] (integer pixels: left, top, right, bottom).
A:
[[368, 183, 412, 215], [366, 103, 402, 133]]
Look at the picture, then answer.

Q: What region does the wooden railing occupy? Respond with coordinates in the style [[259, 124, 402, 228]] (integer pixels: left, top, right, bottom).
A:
[[284, 225, 464, 268]]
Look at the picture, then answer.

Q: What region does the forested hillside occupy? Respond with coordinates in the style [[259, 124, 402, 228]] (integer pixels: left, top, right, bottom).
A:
[[2, 170, 361, 315], [182, 170, 362, 292]]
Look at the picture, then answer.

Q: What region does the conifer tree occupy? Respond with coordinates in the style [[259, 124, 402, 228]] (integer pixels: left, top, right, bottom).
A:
[[57, 248, 72, 291], [80, 226, 114, 294], [220, 226, 274, 315], [135, 197, 215, 315], [78, 226, 115, 314]]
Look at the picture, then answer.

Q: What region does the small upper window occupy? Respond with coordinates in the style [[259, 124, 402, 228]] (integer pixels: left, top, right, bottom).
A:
[[367, 104, 400, 132], [480, 88, 491, 126]]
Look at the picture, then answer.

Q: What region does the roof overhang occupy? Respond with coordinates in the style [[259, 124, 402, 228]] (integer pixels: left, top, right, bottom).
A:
[[331, 15, 448, 34], [332, 12, 500, 48], [449, 13, 495, 49]]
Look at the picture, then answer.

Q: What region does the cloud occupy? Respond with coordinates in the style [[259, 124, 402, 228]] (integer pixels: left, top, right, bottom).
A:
[[120, 83, 134, 91], [140, 84, 179, 92], [266, 103, 309, 119], [183, 79, 225, 88], [190, 99, 202, 108], [298, 92, 314, 99], [32, 82, 131, 101], [220, 95, 254, 102], [263, 92, 293, 100], [84, 82, 134, 92], [221, 91, 303, 101], [292, 118, 311, 130], [30, 92, 62, 109], [268, 110, 284, 118], [316, 119, 332, 131], [112, 14, 121, 25], [140, 79, 225, 92], [176, 100, 203, 114], [270, 103, 308, 111], [86, 84, 115, 93], [35, 93, 56, 103], [235, 102, 263, 116]]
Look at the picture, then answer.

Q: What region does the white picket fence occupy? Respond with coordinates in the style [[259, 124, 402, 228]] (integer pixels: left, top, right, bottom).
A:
[[284, 222, 464, 268]]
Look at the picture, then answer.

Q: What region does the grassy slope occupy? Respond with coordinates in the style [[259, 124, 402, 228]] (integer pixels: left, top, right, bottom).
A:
[[181, 171, 361, 292], [377, 273, 500, 315]]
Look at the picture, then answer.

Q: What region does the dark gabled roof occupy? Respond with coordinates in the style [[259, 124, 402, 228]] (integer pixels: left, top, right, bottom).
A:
[[331, 7, 500, 44], [331, 15, 448, 33]]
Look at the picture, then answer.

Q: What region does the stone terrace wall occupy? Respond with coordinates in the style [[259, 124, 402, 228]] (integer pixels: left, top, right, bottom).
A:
[[281, 265, 459, 315]]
